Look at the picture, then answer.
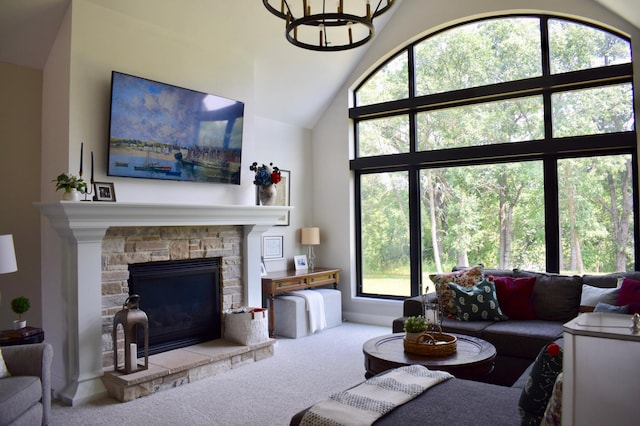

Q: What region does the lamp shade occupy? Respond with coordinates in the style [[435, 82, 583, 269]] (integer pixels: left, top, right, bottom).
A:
[[301, 227, 320, 245], [0, 234, 17, 274]]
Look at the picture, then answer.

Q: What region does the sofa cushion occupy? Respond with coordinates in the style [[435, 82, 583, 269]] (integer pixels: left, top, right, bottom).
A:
[[431, 264, 484, 315], [482, 320, 564, 359], [579, 283, 621, 312], [0, 376, 42, 425], [593, 301, 629, 314], [582, 271, 640, 288], [513, 270, 581, 322], [518, 342, 563, 426], [617, 277, 640, 314], [448, 279, 508, 321], [493, 276, 537, 320], [439, 317, 493, 337]]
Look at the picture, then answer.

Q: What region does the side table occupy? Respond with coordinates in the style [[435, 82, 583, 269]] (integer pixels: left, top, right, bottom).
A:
[[262, 268, 340, 336], [0, 326, 45, 346]]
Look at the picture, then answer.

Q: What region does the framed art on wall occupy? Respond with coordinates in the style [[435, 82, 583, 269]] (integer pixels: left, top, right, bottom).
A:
[[262, 236, 284, 260]]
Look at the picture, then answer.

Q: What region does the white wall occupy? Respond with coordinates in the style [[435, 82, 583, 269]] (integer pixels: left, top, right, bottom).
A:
[[313, 0, 640, 326], [40, 0, 312, 393]]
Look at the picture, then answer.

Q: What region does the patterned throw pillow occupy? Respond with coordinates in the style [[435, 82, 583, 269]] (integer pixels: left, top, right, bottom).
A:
[[540, 372, 563, 426], [448, 278, 508, 321], [430, 264, 485, 315], [0, 348, 10, 379], [493, 276, 537, 320], [519, 342, 563, 426]]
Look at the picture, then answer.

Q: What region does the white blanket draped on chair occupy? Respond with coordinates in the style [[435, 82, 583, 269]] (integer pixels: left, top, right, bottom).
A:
[[289, 290, 327, 333]]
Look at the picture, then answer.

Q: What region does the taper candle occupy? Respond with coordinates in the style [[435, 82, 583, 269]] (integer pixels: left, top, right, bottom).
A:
[[80, 142, 84, 176], [90, 151, 94, 183]]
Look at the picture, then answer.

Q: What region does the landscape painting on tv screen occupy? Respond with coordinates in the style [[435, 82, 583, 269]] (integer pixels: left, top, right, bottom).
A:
[[107, 71, 244, 184]]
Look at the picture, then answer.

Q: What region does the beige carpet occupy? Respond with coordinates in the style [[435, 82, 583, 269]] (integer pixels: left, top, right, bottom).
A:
[[50, 322, 391, 426]]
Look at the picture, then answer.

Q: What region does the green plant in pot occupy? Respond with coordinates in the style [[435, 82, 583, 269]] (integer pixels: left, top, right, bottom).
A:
[[53, 173, 87, 201], [10, 296, 30, 330], [404, 315, 428, 341]]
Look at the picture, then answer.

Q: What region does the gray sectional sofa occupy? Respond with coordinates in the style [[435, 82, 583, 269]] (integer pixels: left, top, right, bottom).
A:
[[392, 269, 640, 386]]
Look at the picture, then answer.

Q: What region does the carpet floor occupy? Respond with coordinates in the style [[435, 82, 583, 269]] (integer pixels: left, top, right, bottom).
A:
[[49, 321, 391, 426]]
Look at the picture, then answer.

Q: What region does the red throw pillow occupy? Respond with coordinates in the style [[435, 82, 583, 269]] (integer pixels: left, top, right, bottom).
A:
[[617, 278, 640, 314], [493, 276, 537, 320]]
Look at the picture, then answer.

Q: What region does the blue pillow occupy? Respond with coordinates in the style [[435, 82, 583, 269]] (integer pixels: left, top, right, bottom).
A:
[[448, 279, 508, 321], [593, 301, 629, 314]]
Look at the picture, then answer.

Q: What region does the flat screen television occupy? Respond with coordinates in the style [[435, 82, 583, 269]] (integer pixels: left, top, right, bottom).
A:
[[107, 71, 244, 184]]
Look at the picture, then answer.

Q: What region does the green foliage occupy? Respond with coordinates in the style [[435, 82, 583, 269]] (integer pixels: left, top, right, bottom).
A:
[[10, 296, 30, 320], [404, 315, 428, 333], [356, 16, 635, 287], [53, 173, 87, 193]]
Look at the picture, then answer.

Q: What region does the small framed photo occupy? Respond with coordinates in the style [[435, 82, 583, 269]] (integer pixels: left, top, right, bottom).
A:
[[262, 235, 284, 260], [94, 182, 116, 202], [294, 254, 308, 271]]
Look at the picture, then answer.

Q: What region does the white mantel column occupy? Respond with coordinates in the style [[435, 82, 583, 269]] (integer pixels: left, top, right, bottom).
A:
[[244, 224, 273, 308], [57, 227, 108, 405]]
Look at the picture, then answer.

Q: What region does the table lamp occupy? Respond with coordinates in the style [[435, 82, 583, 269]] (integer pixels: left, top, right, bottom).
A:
[[0, 234, 18, 304], [301, 227, 320, 271]]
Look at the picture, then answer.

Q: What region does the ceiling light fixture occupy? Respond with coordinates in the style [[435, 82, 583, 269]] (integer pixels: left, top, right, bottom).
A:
[[263, 0, 396, 52]]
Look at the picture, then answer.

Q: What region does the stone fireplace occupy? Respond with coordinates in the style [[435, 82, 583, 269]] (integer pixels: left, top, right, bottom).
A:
[[102, 226, 237, 366], [36, 202, 291, 405]]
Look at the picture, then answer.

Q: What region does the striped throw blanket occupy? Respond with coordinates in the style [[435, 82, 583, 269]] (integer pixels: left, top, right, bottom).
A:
[[300, 365, 453, 426]]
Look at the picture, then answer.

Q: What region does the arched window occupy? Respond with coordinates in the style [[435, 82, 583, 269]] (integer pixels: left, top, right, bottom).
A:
[[350, 15, 636, 298]]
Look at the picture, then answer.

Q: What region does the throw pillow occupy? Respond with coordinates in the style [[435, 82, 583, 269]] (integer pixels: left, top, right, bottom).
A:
[[617, 278, 640, 314], [518, 342, 563, 426], [0, 348, 10, 378], [448, 278, 508, 321], [493, 276, 537, 320], [540, 372, 563, 426], [513, 270, 582, 322], [431, 264, 485, 316], [593, 302, 629, 314], [579, 284, 620, 313]]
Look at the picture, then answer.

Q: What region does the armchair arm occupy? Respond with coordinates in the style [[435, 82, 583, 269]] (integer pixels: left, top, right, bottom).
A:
[[3, 343, 53, 425]]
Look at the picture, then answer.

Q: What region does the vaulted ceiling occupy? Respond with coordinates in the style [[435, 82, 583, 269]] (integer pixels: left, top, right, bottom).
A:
[[0, 0, 637, 129]]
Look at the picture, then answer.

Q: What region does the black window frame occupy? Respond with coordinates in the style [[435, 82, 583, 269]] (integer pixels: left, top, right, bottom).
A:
[[350, 14, 638, 299]]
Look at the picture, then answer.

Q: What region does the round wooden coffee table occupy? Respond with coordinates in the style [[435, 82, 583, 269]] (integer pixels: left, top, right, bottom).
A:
[[363, 333, 496, 379]]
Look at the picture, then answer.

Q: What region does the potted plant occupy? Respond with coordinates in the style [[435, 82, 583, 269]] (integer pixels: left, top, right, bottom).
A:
[[10, 296, 30, 330], [249, 162, 281, 205], [403, 315, 427, 342], [53, 173, 87, 201]]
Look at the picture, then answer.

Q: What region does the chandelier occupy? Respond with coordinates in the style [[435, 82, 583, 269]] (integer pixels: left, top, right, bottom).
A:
[[263, 0, 396, 52]]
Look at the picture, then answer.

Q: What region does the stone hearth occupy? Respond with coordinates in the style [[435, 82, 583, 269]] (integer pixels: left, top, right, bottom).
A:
[[36, 202, 291, 406], [103, 338, 274, 402]]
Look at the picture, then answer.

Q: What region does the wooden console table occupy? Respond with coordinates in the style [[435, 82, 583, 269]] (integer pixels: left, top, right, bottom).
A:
[[262, 268, 340, 336]]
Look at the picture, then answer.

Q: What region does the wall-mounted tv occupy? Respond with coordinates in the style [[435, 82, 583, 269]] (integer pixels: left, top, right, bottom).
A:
[[107, 71, 244, 184]]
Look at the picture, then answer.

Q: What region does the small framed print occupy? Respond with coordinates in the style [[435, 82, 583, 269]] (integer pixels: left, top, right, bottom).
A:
[[94, 182, 116, 202], [262, 236, 284, 260], [294, 254, 308, 271]]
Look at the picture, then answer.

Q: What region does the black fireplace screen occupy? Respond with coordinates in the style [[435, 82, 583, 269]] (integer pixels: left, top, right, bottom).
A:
[[128, 257, 222, 356]]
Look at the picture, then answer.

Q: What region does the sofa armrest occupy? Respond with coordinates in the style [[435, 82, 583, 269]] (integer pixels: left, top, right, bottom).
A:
[[2, 343, 53, 425]]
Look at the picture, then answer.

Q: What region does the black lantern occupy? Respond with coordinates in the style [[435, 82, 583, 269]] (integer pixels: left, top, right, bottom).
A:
[[112, 294, 149, 374]]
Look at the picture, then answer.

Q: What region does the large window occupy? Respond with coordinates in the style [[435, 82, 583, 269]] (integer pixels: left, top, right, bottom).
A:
[[350, 16, 637, 298]]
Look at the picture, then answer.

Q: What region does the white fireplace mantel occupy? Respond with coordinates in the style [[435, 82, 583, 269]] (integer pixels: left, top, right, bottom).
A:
[[35, 201, 292, 405]]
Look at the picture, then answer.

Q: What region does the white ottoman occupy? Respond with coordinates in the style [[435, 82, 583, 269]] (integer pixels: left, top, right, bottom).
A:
[[313, 288, 342, 329], [274, 294, 308, 338]]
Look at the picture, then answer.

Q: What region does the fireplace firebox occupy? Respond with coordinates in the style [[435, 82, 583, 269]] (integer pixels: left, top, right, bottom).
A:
[[128, 258, 222, 356]]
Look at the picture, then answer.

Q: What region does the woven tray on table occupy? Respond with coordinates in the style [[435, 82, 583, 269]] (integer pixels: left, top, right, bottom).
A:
[[403, 332, 457, 356]]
